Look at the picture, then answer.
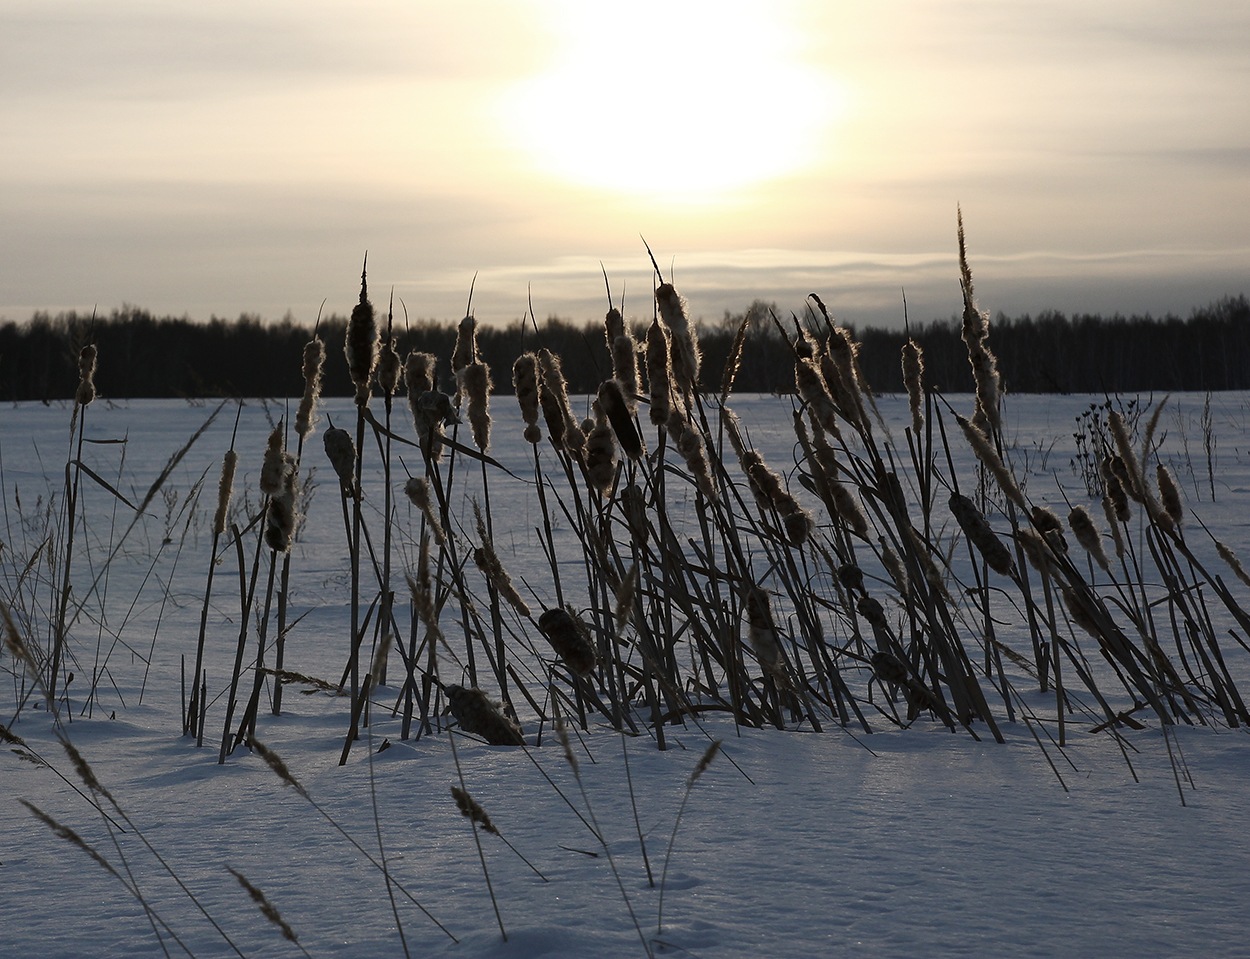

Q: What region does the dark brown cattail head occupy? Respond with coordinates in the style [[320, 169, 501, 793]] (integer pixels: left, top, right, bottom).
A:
[[538, 607, 597, 676], [265, 456, 298, 553], [323, 426, 358, 497], [604, 306, 625, 345], [645, 317, 672, 427], [598, 379, 643, 460], [585, 403, 618, 495], [446, 685, 524, 745], [949, 492, 1015, 576], [451, 314, 478, 378], [744, 586, 783, 673], [345, 270, 378, 405]]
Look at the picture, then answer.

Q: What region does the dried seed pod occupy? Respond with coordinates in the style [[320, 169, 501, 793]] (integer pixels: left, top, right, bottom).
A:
[[265, 459, 298, 553], [405, 351, 437, 397], [584, 405, 618, 495], [445, 685, 524, 746], [611, 335, 640, 408], [537, 608, 596, 677], [949, 492, 1015, 576], [837, 564, 865, 595], [451, 314, 477, 378], [404, 476, 445, 546]]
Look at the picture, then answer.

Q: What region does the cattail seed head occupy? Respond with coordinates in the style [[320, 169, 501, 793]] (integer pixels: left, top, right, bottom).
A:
[[451, 314, 478, 378], [260, 425, 291, 496], [295, 338, 325, 439], [213, 448, 238, 536], [744, 586, 783, 673], [585, 404, 618, 495], [902, 339, 924, 436], [1216, 539, 1250, 589], [949, 492, 1015, 576], [405, 351, 437, 398], [75, 344, 97, 407], [538, 607, 597, 676], [645, 318, 672, 427], [459, 362, 493, 451], [345, 275, 378, 405], [451, 785, 499, 835], [796, 357, 841, 438], [537, 349, 583, 454], [611, 335, 641, 409], [404, 476, 445, 545], [265, 456, 298, 553], [1156, 463, 1183, 527], [446, 685, 524, 746], [656, 282, 700, 397], [1068, 504, 1110, 571], [511, 352, 543, 444], [604, 307, 625, 345], [377, 335, 401, 397], [598, 379, 643, 460], [323, 426, 357, 497], [956, 414, 1028, 511], [412, 391, 457, 462]]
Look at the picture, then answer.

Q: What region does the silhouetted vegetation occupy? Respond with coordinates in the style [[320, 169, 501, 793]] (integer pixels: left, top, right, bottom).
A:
[[1, 295, 1247, 401]]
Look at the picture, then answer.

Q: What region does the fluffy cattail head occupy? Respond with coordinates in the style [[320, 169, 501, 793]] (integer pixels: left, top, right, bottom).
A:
[[611, 335, 640, 408], [458, 362, 493, 451], [604, 307, 625, 345], [377, 335, 401, 397], [260, 425, 291, 496], [656, 282, 700, 397], [511, 352, 542, 445], [412, 391, 457, 462], [295, 338, 325, 439], [1156, 463, 1183, 527], [537, 349, 583, 454], [902, 339, 924, 436], [744, 585, 782, 673], [451, 314, 478, 378], [345, 270, 378, 404], [265, 458, 298, 553], [1068, 504, 1109, 571], [213, 448, 239, 536], [405, 351, 437, 398], [75, 344, 97, 407], [585, 403, 618, 495], [404, 476, 445, 545]]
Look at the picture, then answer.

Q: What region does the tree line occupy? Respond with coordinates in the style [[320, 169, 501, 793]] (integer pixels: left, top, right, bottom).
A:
[[1, 294, 1247, 402]]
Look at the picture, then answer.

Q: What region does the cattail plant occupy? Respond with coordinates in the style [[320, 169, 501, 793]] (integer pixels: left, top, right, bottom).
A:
[[345, 261, 378, 405], [445, 685, 524, 745], [512, 352, 543, 444], [645, 318, 673, 428], [295, 337, 326, 441], [957, 210, 1002, 434], [902, 338, 924, 437], [538, 607, 597, 677], [949, 492, 1015, 576], [655, 282, 700, 398], [585, 401, 618, 495]]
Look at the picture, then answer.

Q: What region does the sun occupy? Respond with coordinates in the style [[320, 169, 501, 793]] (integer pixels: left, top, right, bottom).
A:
[[497, 1, 845, 203]]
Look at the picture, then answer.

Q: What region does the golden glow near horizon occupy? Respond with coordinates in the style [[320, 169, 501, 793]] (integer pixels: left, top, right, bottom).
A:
[[498, 0, 846, 203]]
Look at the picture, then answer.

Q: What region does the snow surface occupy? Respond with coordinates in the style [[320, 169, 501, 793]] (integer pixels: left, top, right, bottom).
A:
[[4, 391, 1250, 958]]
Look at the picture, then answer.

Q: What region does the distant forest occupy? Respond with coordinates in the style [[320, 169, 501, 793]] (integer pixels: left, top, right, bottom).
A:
[[1, 295, 1248, 402]]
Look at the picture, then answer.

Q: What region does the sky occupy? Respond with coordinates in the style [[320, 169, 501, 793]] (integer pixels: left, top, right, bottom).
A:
[[3, 0, 1248, 331]]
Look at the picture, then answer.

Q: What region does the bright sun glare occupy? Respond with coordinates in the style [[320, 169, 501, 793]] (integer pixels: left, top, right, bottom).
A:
[[499, 1, 845, 202]]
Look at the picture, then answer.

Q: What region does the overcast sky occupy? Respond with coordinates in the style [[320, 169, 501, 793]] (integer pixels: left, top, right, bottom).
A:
[[3, 0, 1248, 329]]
